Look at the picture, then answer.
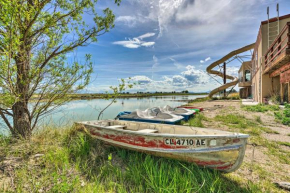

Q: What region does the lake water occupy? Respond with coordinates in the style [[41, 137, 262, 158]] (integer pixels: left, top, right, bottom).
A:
[[0, 95, 206, 134]]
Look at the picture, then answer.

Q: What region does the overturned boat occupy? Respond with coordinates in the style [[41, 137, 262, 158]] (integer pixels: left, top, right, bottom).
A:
[[116, 109, 184, 124], [152, 106, 195, 121], [77, 120, 249, 172]]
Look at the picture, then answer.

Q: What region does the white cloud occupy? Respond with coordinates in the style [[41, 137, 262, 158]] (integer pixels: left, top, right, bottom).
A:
[[205, 57, 211, 62], [200, 56, 211, 64], [156, 0, 184, 37], [115, 14, 152, 27], [113, 33, 156, 49], [181, 65, 210, 84], [127, 72, 217, 93], [141, 42, 155, 47], [138, 33, 155, 39], [131, 76, 153, 85], [115, 16, 137, 27], [226, 66, 239, 77], [172, 75, 188, 86], [152, 55, 159, 79], [152, 55, 159, 69], [122, 0, 263, 40], [169, 58, 184, 69], [118, 0, 184, 37], [126, 63, 214, 92]]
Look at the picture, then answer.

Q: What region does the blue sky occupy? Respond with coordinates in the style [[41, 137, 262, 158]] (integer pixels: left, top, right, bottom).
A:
[[71, 0, 290, 93]]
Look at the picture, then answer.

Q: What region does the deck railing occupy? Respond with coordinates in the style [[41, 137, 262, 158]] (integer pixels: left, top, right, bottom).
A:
[[264, 22, 290, 69]]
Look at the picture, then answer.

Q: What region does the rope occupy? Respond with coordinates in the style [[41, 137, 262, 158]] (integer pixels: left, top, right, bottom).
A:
[[226, 85, 237, 97], [207, 73, 223, 85]]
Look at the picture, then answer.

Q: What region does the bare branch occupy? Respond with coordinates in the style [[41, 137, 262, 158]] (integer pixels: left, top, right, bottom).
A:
[[0, 111, 13, 132]]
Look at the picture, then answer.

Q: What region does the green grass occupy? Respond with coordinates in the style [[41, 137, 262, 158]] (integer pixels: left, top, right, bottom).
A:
[[213, 113, 289, 166], [214, 113, 279, 135], [242, 104, 280, 113], [0, 127, 265, 193], [259, 127, 279, 134], [263, 139, 290, 165], [214, 114, 256, 130], [277, 141, 290, 148], [274, 104, 290, 126], [187, 113, 207, 127], [255, 116, 263, 124], [190, 97, 209, 103]]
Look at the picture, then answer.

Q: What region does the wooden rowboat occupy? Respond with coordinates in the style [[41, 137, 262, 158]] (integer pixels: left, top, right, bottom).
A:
[[77, 120, 249, 172]]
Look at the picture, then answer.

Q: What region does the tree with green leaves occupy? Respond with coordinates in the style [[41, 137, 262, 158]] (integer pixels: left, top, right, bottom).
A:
[[0, 0, 121, 138], [97, 78, 133, 120]]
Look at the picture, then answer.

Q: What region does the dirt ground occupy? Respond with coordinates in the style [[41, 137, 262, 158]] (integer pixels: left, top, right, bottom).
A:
[[190, 100, 290, 191]]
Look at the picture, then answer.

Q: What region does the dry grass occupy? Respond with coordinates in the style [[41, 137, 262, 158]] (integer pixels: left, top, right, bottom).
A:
[[185, 100, 290, 192]]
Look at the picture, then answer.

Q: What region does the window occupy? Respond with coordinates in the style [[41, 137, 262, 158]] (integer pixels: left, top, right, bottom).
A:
[[245, 70, 251, 82]]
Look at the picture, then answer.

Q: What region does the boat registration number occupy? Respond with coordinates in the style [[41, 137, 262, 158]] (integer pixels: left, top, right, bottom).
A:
[[164, 138, 206, 146]]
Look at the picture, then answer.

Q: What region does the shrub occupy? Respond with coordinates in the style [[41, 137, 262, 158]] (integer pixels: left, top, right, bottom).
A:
[[275, 103, 290, 126], [284, 109, 290, 117], [274, 112, 283, 120], [282, 117, 290, 125]]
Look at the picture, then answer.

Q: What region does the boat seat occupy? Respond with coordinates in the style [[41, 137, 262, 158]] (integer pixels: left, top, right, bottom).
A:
[[106, 125, 126, 129], [125, 123, 139, 131], [159, 126, 175, 134], [136, 129, 158, 133]]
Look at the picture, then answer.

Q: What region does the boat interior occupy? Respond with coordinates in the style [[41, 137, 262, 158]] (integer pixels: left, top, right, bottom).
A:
[[156, 106, 193, 115], [121, 110, 182, 120], [82, 120, 246, 136]]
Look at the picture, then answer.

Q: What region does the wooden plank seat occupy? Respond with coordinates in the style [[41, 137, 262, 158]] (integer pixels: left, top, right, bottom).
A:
[[136, 129, 158, 133], [106, 125, 126, 129]]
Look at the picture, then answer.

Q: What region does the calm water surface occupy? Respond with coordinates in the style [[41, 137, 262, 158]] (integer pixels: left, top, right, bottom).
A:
[[0, 95, 206, 133]]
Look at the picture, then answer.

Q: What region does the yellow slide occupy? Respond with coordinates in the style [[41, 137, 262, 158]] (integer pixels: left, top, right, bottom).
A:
[[206, 43, 255, 98]]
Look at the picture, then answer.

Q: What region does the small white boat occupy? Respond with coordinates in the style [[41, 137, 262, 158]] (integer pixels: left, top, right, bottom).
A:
[[77, 120, 249, 172], [117, 108, 184, 124], [153, 105, 195, 121]]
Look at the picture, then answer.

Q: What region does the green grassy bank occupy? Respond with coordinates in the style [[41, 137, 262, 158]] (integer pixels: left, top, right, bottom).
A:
[[1, 101, 289, 192], [0, 126, 261, 193]]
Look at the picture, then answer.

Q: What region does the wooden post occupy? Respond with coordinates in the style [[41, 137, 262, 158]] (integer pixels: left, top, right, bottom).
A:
[[223, 62, 226, 98], [287, 22, 290, 57], [280, 83, 284, 103], [288, 82, 290, 103], [288, 22, 290, 49]]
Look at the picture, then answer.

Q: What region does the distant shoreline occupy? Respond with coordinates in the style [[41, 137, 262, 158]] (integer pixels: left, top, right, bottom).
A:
[[66, 93, 208, 100]]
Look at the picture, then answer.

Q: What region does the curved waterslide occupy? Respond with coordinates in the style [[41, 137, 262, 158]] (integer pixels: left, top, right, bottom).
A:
[[206, 43, 255, 98]]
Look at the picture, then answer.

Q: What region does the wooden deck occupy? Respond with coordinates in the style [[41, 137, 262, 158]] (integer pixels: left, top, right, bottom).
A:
[[238, 81, 251, 87], [264, 49, 290, 74], [263, 22, 290, 74]]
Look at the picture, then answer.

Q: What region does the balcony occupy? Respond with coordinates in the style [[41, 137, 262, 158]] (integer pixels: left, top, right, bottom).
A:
[[239, 80, 251, 87], [264, 22, 290, 74]]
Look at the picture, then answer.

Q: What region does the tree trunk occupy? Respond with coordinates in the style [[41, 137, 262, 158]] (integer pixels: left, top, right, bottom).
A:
[[12, 43, 32, 139], [12, 101, 31, 138]]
